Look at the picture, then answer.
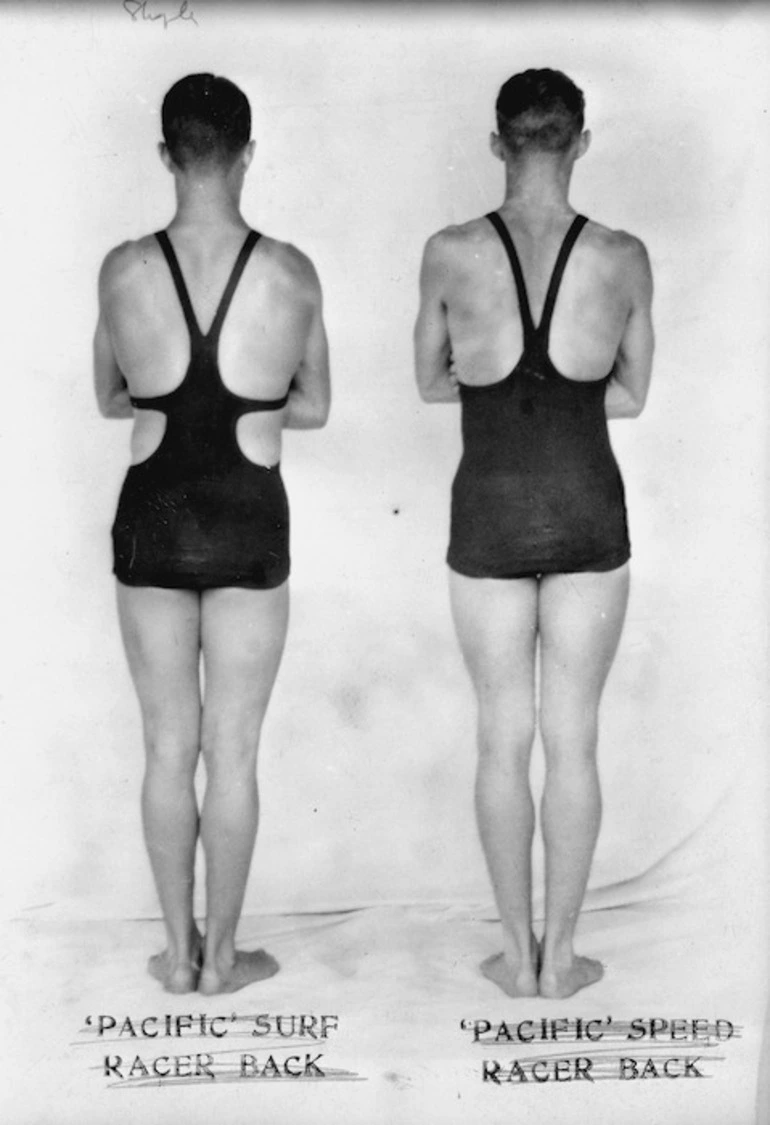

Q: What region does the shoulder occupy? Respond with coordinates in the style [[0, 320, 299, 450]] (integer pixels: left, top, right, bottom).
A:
[[97, 234, 161, 296], [256, 235, 322, 301], [581, 220, 652, 297], [422, 216, 494, 262], [419, 217, 495, 292], [583, 220, 651, 272]]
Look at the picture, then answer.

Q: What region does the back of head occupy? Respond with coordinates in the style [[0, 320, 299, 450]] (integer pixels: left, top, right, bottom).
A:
[[162, 73, 251, 171], [496, 68, 584, 156]]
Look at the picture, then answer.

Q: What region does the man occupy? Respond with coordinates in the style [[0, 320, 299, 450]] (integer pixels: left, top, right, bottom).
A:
[[94, 74, 330, 994], [414, 69, 653, 998]]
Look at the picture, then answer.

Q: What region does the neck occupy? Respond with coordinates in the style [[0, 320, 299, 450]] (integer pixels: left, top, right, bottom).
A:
[[501, 153, 574, 216], [170, 169, 245, 230]]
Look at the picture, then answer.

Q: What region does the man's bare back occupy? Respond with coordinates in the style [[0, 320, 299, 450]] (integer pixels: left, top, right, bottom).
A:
[[419, 211, 651, 395], [97, 227, 325, 468]]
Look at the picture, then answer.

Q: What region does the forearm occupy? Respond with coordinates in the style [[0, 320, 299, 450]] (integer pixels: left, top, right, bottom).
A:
[[419, 372, 460, 404], [416, 342, 459, 404]]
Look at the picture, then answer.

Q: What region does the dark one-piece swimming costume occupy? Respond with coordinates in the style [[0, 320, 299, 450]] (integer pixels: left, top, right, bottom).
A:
[[112, 230, 290, 590], [447, 212, 630, 579]]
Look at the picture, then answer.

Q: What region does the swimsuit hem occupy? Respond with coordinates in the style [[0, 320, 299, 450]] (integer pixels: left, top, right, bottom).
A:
[[446, 548, 630, 580], [114, 569, 290, 592]]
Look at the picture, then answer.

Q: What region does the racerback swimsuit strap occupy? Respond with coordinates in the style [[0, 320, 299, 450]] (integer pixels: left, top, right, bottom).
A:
[[537, 215, 587, 347], [485, 212, 588, 346], [154, 229, 261, 342], [207, 230, 261, 342], [486, 211, 536, 341], [133, 229, 288, 412]]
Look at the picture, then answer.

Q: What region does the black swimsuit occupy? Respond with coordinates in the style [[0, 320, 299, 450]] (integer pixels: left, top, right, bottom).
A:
[[112, 230, 290, 590], [447, 212, 630, 579]]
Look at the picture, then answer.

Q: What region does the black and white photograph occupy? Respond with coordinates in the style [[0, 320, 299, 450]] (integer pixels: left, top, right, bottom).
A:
[[2, 2, 768, 1123]]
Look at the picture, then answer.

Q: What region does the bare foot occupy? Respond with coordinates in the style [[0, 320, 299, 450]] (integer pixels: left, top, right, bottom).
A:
[[147, 934, 202, 994], [198, 949, 279, 995], [480, 950, 539, 998], [538, 955, 604, 999]]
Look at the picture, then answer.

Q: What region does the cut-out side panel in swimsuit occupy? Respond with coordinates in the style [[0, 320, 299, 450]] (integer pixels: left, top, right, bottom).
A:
[[447, 212, 630, 580], [112, 230, 292, 590]]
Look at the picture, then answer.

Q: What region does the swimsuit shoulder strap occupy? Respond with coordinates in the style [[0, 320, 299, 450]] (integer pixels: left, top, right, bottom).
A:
[[538, 214, 588, 343], [485, 211, 535, 341], [154, 229, 261, 341], [207, 230, 261, 342], [155, 229, 201, 338]]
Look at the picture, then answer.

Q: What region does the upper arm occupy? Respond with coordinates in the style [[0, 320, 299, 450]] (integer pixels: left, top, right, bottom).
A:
[[414, 234, 452, 388], [93, 252, 128, 416], [292, 258, 331, 417], [614, 238, 654, 409]]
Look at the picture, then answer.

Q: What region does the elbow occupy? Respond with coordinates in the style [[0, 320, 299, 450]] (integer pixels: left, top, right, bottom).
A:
[[311, 403, 330, 429], [418, 381, 458, 405], [311, 392, 331, 428], [624, 399, 645, 419], [293, 396, 330, 429], [416, 379, 441, 404], [415, 358, 457, 403], [609, 400, 645, 421], [96, 396, 116, 418], [628, 388, 649, 418], [415, 356, 439, 403], [606, 371, 648, 419], [97, 394, 132, 419]]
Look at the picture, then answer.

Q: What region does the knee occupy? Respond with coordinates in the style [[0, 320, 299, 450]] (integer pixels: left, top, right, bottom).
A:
[[477, 701, 536, 768], [201, 715, 261, 778], [143, 722, 199, 779], [539, 705, 599, 772]]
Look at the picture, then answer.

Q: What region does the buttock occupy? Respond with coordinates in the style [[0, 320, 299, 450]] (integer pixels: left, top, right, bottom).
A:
[[112, 462, 290, 591], [448, 456, 630, 581]]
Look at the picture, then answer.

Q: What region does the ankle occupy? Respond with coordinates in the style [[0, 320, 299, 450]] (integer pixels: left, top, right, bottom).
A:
[[541, 936, 575, 967], [203, 937, 235, 971], [502, 930, 536, 965], [165, 925, 200, 962]]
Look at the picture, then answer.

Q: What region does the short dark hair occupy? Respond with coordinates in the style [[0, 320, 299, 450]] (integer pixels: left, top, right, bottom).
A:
[[496, 69, 585, 155], [161, 73, 251, 170]]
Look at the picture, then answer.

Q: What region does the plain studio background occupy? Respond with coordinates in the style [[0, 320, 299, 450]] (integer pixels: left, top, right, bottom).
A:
[[1, 0, 766, 920], [2, 0, 765, 920], [0, 6, 768, 1118]]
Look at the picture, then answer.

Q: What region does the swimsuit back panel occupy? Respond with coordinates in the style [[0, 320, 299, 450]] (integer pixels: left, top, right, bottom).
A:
[[129, 231, 289, 476], [112, 231, 292, 590], [460, 212, 605, 469], [448, 212, 629, 577]]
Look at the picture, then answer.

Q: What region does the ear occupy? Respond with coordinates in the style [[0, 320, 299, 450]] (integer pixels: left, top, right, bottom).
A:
[[490, 132, 506, 162], [158, 141, 176, 173], [241, 139, 256, 170], [575, 129, 591, 160]]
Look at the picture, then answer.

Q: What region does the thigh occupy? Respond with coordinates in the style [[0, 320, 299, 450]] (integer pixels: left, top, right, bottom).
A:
[[449, 571, 539, 710], [538, 565, 630, 728], [200, 584, 290, 748], [116, 583, 202, 754]]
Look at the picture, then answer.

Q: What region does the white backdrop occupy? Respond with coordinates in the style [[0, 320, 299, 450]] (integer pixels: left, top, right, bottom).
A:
[[1, 1, 767, 922]]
